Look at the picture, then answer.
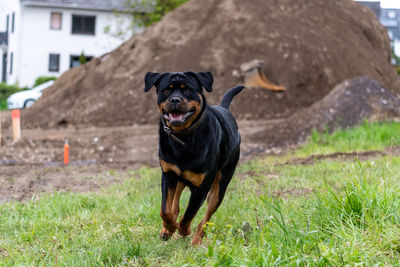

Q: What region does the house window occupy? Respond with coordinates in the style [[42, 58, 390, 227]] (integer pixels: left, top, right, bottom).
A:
[[10, 52, 13, 74], [11, 12, 15, 33], [50, 12, 62, 30], [49, 54, 60, 72], [71, 15, 95, 35], [70, 55, 93, 68], [388, 11, 396, 19], [2, 53, 7, 82]]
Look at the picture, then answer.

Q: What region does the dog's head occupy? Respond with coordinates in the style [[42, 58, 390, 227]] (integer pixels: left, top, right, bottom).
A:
[[144, 71, 213, 131]]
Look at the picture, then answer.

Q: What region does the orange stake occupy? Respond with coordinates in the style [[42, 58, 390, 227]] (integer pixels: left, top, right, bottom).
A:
[[11, 109, 21, 143], [64, 140, 70, 165]]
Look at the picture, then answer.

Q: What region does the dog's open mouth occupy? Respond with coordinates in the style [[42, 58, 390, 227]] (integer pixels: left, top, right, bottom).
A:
[[163, 109, 195, 126]]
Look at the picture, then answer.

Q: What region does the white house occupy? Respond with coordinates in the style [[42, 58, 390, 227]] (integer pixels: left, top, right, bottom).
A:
[[0, 0, 135, 87]]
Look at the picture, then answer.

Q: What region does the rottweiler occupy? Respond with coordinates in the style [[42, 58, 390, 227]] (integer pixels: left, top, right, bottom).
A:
[[144, 71, 244, 245]]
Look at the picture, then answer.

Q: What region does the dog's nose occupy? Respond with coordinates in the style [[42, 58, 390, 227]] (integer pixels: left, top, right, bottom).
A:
[[170, 96, 182, 104]]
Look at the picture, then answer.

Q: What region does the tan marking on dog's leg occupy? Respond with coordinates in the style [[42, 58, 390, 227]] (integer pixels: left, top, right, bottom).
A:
[[182, 171, 205, 187], [192, 172, 222, 245], [160, 185, 178, 240], [171, 181, 185, 222]]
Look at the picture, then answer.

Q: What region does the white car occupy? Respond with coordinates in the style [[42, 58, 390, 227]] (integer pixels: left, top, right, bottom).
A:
[[7, 80, 55, 109]]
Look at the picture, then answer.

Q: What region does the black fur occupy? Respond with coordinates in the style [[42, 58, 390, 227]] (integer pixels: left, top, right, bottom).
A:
[[144, 71, 244, 245], [220, 85, 245, 109]]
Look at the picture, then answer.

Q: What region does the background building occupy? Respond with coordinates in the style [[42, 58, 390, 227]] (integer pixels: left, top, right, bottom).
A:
[[357, 1, 400, 64], [0, 0, 135, 87]]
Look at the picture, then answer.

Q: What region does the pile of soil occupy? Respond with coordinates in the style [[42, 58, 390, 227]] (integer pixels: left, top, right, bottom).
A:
[[22, 0, 400, 128], [251, 77, 400, 147]]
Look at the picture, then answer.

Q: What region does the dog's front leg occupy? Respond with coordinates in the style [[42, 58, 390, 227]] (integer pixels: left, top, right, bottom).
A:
[[171, 181, 185, 222], [160, 172, 179, 240]]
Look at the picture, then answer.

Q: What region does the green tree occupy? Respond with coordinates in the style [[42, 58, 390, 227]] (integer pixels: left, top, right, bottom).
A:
[[105, 0, 189, 38], [127, 0, 189, 27]]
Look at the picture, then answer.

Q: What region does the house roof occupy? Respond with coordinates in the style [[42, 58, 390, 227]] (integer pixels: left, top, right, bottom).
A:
[[20, 0, 136, 12]]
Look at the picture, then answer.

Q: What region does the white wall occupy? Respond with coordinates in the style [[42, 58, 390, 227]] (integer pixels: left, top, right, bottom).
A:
[[394, 40, 400, 57], [0, 0, 22, 85], [18, 6, 133, 87], [0, 0, 134, 87]]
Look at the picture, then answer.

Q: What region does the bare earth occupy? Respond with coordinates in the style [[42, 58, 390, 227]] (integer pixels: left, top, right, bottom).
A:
[[0, 115, 280, 203], [2, 76, 400, 202]]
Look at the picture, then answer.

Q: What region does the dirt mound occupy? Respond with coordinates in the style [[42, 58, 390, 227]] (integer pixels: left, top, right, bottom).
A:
[[22, 0, 400, 128], [251, 77, 400, 147]]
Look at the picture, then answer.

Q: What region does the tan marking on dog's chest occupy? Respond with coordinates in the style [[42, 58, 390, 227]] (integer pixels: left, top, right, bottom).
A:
[[182, 171, 206, 187], [160, 160, 181, 176], [160, 160, 206, 187]]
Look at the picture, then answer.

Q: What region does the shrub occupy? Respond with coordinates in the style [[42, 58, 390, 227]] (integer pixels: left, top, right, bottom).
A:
[[0, 83, 27, 110], [33, 76, 56, 87], [396, 66, 400, 75], [79, 52, 87, 65]]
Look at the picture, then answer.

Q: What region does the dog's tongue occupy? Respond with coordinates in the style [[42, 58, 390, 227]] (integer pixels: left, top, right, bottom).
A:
[[169, 112, 183, 121]]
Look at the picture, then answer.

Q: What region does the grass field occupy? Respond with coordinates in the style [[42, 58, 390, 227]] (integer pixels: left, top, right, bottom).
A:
[[1, 121, 400, 266]]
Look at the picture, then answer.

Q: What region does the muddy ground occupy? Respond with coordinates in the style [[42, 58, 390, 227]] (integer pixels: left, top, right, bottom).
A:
[[0, 113, 286, 202], [3, 77, 400, 203], [2, 109, 399, 203]]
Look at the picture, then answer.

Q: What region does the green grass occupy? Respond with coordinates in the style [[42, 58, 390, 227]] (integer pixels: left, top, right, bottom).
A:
[[296, 120, 400, 156], [1, 121, 400, 265]]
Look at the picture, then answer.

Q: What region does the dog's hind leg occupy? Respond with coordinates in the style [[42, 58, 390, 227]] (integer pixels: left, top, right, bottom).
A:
[[191, 171, 222, 245], [192, 150, 240, 245], [178, 189, 208, 238]]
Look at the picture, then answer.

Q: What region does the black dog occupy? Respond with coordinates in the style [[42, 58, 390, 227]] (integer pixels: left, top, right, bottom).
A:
[[144, 71, 244, 245]]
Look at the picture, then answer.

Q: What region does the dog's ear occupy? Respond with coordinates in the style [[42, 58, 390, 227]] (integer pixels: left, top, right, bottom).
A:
[[144, 72, 162, 92], [187, 71, 213, 92]]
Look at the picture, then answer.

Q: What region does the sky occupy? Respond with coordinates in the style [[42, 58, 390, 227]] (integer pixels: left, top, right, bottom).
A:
[[358, 0, 400, 8]]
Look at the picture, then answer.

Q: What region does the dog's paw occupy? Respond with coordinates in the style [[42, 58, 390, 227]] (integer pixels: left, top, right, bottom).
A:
[[159, 227, 174, 241], [191, 236, 203, 246], [178, 225, 191, 237]]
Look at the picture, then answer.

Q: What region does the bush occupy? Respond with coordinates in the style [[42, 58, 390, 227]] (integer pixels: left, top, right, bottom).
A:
[[0, 83, 27, 110], [396, 66, 400, 75], [33, 76, 56, 87]]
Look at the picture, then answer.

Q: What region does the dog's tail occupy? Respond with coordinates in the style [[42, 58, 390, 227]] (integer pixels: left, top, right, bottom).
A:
[[220, 85, 245, 109]]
